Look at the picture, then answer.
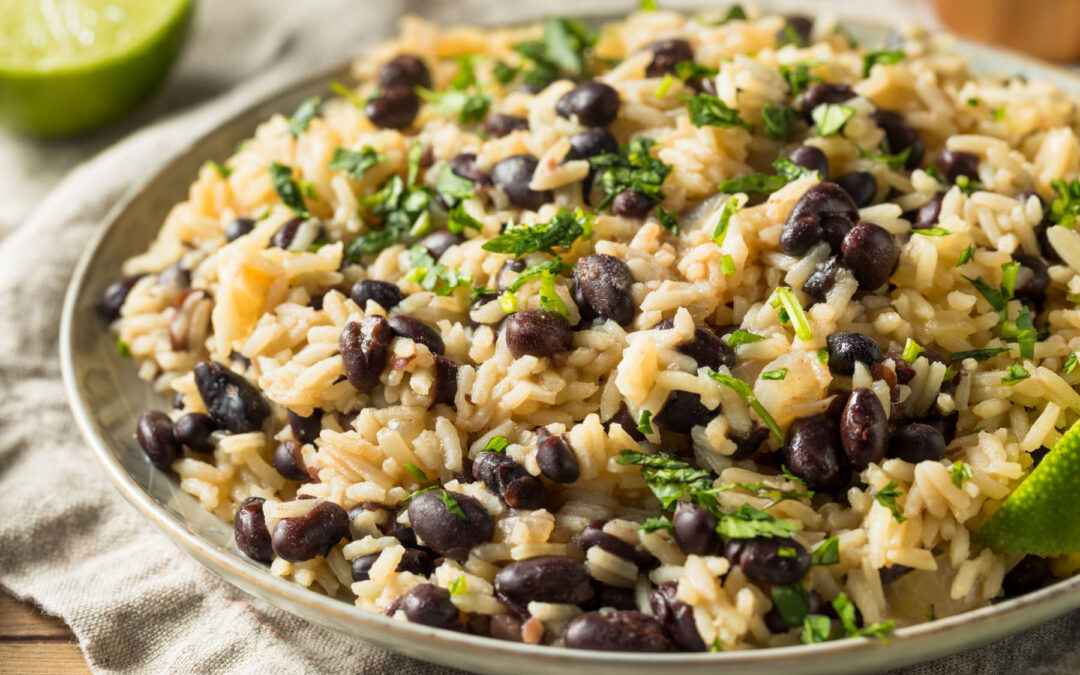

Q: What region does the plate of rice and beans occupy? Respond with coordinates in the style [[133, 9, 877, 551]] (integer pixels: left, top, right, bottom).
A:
[[62, 3, 1080, 672]]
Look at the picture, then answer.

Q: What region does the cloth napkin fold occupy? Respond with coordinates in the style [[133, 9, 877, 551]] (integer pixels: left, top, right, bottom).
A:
[[0, 0, 1076, 672]]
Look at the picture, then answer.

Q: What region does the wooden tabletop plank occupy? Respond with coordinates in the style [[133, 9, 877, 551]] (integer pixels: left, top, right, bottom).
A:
[[0, 593, 72, 640], [0, 643, 91, 673]]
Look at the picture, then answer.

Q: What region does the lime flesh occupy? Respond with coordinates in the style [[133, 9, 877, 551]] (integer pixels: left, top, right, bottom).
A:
[[0, 0, 195, 137], [977, 417, 1080, 555]]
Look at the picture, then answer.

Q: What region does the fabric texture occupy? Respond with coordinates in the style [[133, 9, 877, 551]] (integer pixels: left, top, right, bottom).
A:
[[0, 0, 1072, 672]]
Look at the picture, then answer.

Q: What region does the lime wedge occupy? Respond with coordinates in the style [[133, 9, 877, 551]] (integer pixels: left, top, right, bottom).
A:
[[0, 0, 194, 137], [977, 417, 1080, 555]]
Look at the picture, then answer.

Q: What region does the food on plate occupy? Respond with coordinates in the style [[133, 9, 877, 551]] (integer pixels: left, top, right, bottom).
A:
[[106, 3, 1080, 651]]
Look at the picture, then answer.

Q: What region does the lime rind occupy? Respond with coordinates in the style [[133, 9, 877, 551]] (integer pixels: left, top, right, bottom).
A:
[[977, 416, 1080, 555]]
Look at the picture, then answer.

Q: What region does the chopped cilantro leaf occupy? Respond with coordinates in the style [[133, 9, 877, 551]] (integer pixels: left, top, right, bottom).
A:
[[728, 330, 764, 347], [800, 615, 832, 643], [957, 245, 975, 266], [268, 162, 309, 216], [710, 638, 724, 652], [116, 339, 131, 358], [637, 409, 655, 435], [434, 163, 476, 207], [1064, 351, 1080, 375], [950, 461, 973, 487], [833, 593, 894, 642], [403, 245, 474, 296], [330, 81, 364, 108], [777, 23, 806, 48], [641, 516, 674, 533], [418, 88, 491, 124], [286, 97, 320, 138], [484, 436, 509, 453], [657, 207, 680, 234], [993, 106, 1007, 121], [873, 481, 906, 523], [493, 60, 520, 85], [447, 204, 483, 235], [949, 347, 1008, 362], [717, 503, 800, 539], [720, 254, 736, 276], [673, 60, 718, 82], [761, 103, 801, 141], [771, 287, 813, 341], [328, 146, 384, 180], [955, 174, 981, 196], [716, 4, 747, 24], [719, 174, 787, 195], [858, 144, 912, 171], [964, 275, 1007, 316], [1049, 178, 1080, 229], [762, 368, 788, 380], [208, 161, 232, 178], [812, 103, 856, 137], [913, 227, 951, 236], [404, 461, 428, 481], [705, 369, 784, 443], [862, 50, 905, 78], [1002, 363, 1030, 386], [653, 73, 675, 98], [771, 585, 810, 627], [617, 450, 714, 509], [538, 268, 569, 317], [779, 61, 822, 95], [589, 137, 672, 209], [811, 536, 840, 565], [482, 208, 593, 258], [816, 347, 829, 365], [448, 575, 468, 596], [542, 17, 594, 76], [901, 338, 925, 363], [712, 196, 741, 245], [436, 489, 468, 520], [1000, 261, 1020, 300], [687, 92, 751, 130]]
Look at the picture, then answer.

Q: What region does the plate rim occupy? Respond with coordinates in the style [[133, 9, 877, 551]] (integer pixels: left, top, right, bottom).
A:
[[56, 16, 1080, 673]]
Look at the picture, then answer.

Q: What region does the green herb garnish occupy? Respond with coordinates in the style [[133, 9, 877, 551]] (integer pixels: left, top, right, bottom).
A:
[[957, 245, 975, 266], [328, 146, 384, 180], [482, 208, 593, 258], [913, 227, 952, 236], [728, 330, 763, 347], [761, 103, 802, 141], [116, 339, 132, 358], [717, 503, 800, 538], [762, 368, 788, 381], [833, 593, 895, 642], [405, 461, 428, 481], [811, 536, 840, 565], [862, 50, 905, 78], [771, 585, 810, 628], [1002, 363, 1030, 386], [812, 103, 856, 137], [286, 97, 320, 138], [641, 516, 674, 533], [800, 615, 832, 643], [588, 137, 673, 209], [779, 61, 822, 95], [330, 81, 364, 107], [716, 4, 747, 24], [858, 144, 912, 172], [448, 575, 468, 596], [687, 92, 751, 130], [705, 369, 784, 443], [874, 481, 906, 523], [673, 60, 718, 82], [950, 461, 973, 487], [949, 347, 1008, 362], [771, 287, 813, 341], [434, 163, 476, 208], [637, 409, 655, 435], [901, 338, 925, 363], [657, 207, 680, 235], [268, 162, 309, 216], [1050, 178, 1080, 229], [484, 436, 510, 453]]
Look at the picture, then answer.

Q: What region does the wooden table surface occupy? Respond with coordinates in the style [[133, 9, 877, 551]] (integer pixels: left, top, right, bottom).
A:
[[0, 590, 91, 674]]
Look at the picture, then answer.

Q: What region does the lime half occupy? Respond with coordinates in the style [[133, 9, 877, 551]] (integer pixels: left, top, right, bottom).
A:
[[977, 417, 1080, 555], [0, 0, 195, 137]]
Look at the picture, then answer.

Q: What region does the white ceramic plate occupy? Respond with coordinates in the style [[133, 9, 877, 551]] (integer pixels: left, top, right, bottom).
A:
[[59, 12, 1080, 674]]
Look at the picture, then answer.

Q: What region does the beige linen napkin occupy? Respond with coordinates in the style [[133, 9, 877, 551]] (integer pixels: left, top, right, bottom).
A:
[[0, 0, 1075, 672]]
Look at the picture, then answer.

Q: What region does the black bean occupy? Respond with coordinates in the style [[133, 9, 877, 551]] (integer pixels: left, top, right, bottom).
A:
[[287, 408, 321, 444], [225, 217, 256, 242], [579, 520, 659, 570], [591, 583, 638, 611], [504, 309, 573, 358], [432, 354, 459, 407], [494, 556, 594, 606], [605, 406, 647, 442], [234, 497, 273, 563], [378, 54, 431, 89], [274, 440, 309, 481], [339, 317, 393, 392], [610, 189, 656, 218], [271, 501, 349, 562], [491, 154, 552, 210], [672, 502, 721, 556], [645, 39, 694, 77], [365, 86, 420, 130], [386, 519, 419, 548], [483, 113, 529, 138], [418, 229, 464, 261], [779, 15, 813, 46], [728, 537, 811, 585], [1002, 555, 1052, 596], [173, 412, 217, 454], [835, 171, 877, 208], [573, 254, 635, 326], [874, 110, 924, 169], [536, 433, 580, 483], [938, 149, 979, 185], [496, 258, 527, 292], [567, 128, 619, 161], [472, 451, 548, 510], [350, 279, 404, 311], [826, 332, 884, 376], [401, 584, 462, 631], [556, 81, 621, 127], [913, 192, 944, 229], [887, 422, 946, 463], [730, 425, 770, 460], [271, 216, 305, 249], [800, 83, 854, 119], [1012, 253, 1050, 301], [159, 261, 190, 290], [782, 414, 849, 490], [788, 145, 830, 181], [1022, 191, 1063, 264], [781, 182, 859, 255], [650, 582, 706, 651], [879, 564, 914, 584], [388, 315, 444, 355], [564, 611, 670, 652], [802, 255, 846, 302], [100, 274, 145, 321], [840, 388, 888, 469], [172, 391, 185, 409], [654, 390, 718, 434], [655, 319, 736, 371], [448, 153, 491, 188], [135, 411, 181, 470], [350, 552, 378, 581], [841, 221, 900, 290], [407, 489, 493, 561], [193, 361, 270, 434], [490, 613, 525, 641]]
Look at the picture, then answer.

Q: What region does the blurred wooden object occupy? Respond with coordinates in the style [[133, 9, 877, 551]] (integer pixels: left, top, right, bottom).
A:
[[0, 591, 91, 674], [932, 0, 1080, 61]]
